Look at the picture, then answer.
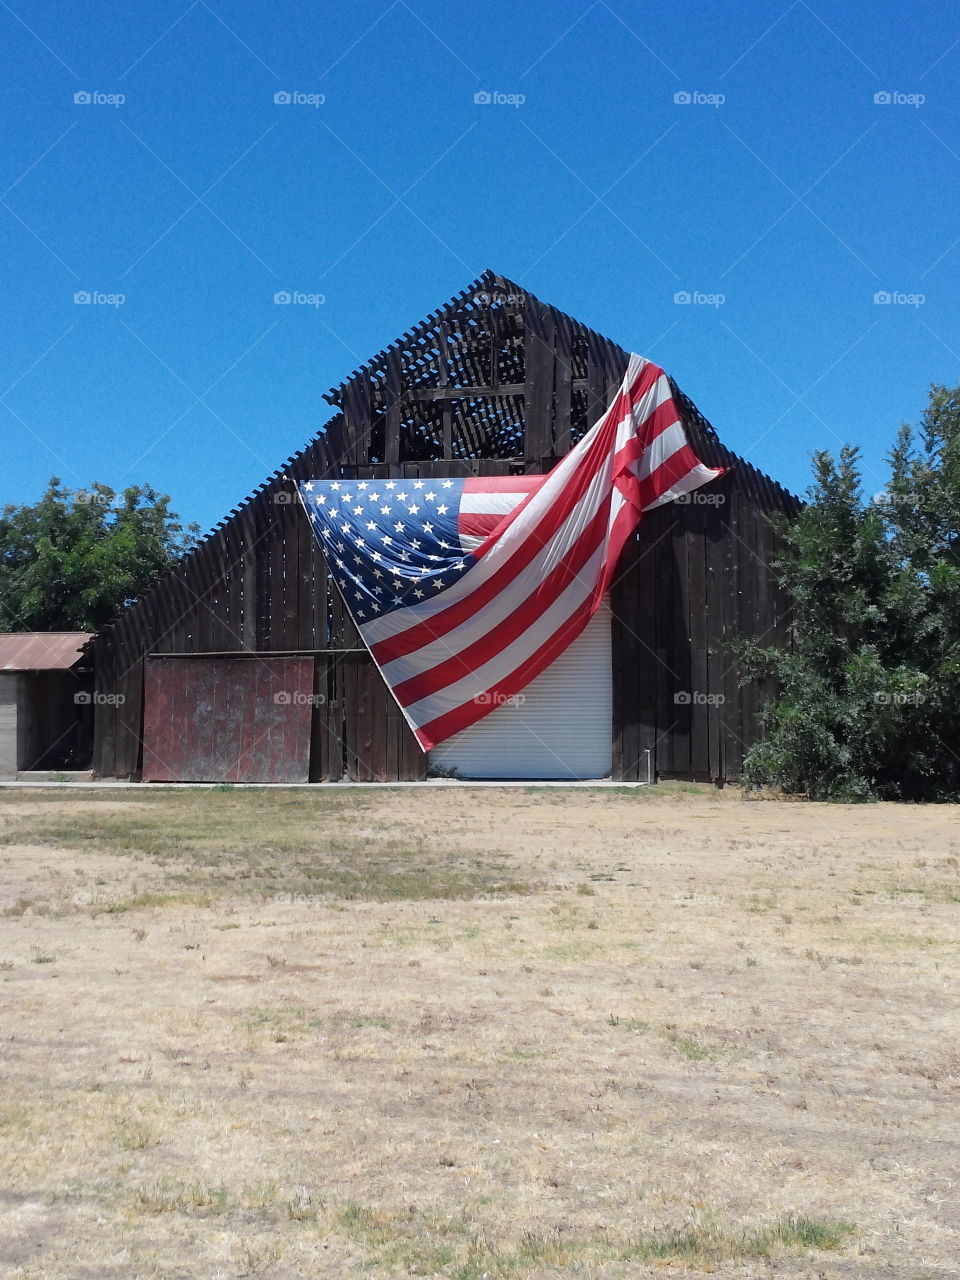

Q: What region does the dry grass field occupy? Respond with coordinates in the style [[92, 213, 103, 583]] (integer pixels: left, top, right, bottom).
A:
[[0, 784, 958, 1279]]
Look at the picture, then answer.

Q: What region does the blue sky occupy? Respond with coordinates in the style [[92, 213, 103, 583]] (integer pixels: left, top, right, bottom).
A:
[[3, 0, 959, 533]]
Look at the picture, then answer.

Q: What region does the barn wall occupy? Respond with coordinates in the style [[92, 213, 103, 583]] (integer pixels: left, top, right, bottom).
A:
[[91, 273, 797, 784]]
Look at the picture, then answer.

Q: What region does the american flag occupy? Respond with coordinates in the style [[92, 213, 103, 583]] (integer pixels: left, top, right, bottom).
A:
[[300, 354, 723, 750]]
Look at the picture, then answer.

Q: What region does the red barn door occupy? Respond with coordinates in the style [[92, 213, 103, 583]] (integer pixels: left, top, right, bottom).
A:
[[142, 657, 314, 783]]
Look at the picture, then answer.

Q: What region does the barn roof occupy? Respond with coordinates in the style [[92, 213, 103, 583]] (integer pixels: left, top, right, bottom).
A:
[[0, 632, 94, 671]]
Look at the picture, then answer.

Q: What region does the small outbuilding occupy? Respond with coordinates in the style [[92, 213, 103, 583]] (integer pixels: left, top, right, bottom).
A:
[[0, 633, 94, 779]]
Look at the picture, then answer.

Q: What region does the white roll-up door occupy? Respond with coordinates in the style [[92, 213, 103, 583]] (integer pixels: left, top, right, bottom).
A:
[[428, 601, 612, 780]]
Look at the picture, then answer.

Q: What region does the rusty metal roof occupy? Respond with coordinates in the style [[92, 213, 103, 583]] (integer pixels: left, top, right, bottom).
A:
[[0, 632, 94, 671]]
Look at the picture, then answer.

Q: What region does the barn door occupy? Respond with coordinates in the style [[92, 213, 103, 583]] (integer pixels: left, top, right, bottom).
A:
[[142, 657, 314, 783], [428, 602, 613, 780]]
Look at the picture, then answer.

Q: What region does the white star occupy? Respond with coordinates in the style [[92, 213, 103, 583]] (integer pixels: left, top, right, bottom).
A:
[[353, 506, 363, 515], [423, 521, 434, 533], [331, 481, 341, 490], [399, 550, 410, 561], [381, 505, 391, 515], [425, 491, 437, 501], [413, 480, 424, 489], [454, 559, 466, 571], [315, 492, 325, 503], [441, 480, 453, 488], [385, 481, 396, 490], [335, 541, 346, 552], [371, 551, 382, 562], [394, 521, 404, 532], [366, 521, 377, 530], [437, 504, 448, 515], [433, 579, 445, 589], [304, 481, 314, 492], [358, 481, 367, 490], [392, 595, 403, 606], [411, 538, 421, 549], [383, 535, 392, 545], [414, 589, 424, 599], [396, 491, 407, 501], [340, 522, 350, 533], [369, 491, 380, 501], [408, 504, 419, 515]]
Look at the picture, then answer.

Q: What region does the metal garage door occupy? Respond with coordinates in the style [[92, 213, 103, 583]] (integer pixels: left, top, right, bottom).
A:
[[428, 601, 612, 780]]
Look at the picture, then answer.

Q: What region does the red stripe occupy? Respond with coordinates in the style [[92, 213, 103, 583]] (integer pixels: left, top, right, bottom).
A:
[[370, 374, 646, 667], [458, 512, 514, 537], [393, 499, 611, 707], [415, 590, 601, 750], [637, 445, 705, 508]]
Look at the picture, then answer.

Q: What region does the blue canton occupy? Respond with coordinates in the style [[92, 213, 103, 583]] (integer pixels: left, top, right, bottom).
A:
[[299, 478, 476, 622]]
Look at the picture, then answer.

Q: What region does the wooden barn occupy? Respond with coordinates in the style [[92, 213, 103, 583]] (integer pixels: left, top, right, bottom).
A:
[[90, 271, 799, 784]]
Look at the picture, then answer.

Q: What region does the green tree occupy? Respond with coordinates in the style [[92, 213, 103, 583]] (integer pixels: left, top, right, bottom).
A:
[[740, 385, 960, 801], [0, 478, 199, 633]]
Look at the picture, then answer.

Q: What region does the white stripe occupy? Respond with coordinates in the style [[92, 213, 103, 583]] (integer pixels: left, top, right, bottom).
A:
[[636, 417, 685, 480], [459, 491, 530, 515], [402, 542, 607, 729]]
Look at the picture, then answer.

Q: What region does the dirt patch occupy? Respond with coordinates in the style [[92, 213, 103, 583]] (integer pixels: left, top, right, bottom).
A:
[[1, 785, 958, 1277]]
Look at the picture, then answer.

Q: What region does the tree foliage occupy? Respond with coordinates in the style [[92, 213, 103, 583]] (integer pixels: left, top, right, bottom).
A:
[[740, 384, 960, 801], [0, 478, 199, 633]]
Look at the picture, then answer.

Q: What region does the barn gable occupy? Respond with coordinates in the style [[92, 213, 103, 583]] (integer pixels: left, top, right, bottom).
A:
[[91, 270, 799, 783]]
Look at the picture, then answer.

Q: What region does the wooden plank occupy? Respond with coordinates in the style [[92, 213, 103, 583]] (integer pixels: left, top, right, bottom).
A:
[[384, 349, 402, 465], [687, 503, 711, 779], [704, 492, 725, 780], [720, 481, 744, 780], [634, 507, 665, 782], [738, 502, 761, 756], [554, 311, 574, 458], [523, 298, 553, 464]]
